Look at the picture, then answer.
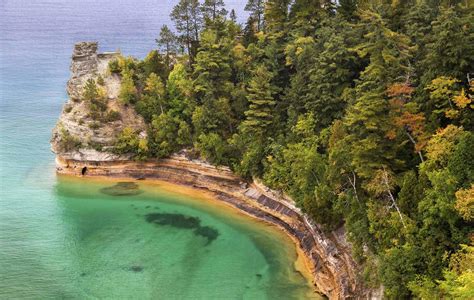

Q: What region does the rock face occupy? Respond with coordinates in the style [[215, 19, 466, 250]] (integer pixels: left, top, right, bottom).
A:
[[51, 42, 146, 161], [51, 42, 382, 299]]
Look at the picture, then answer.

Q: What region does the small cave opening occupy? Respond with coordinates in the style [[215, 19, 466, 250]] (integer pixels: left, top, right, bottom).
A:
[[81, 166, 88, 176]]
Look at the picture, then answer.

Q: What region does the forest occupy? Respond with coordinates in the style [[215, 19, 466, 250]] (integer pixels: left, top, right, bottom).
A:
[[81, 0, 473, 297]]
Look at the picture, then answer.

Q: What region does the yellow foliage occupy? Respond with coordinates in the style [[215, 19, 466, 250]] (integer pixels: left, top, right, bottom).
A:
[[455, 184, 474, 222], [425, 125, 464, 165], [453, 89, 471, 109]]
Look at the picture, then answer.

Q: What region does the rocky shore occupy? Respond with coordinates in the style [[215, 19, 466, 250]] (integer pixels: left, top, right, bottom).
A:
[[51, 42, 381, 299]]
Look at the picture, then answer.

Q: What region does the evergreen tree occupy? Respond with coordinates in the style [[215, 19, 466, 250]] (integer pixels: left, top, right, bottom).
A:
[[420, 6, 474, 87], [242, 65, 277, 134], [264, 0, 291, 35], [202, 0, 227, 23], [192, 23, 235, 136], [109, 1, 474, 296], [229, 9, 237, 22], [337, 0, 358, 21], [244, 0, 265, 32], [171, 0, 203, 64], [156, 25, 177, 70]]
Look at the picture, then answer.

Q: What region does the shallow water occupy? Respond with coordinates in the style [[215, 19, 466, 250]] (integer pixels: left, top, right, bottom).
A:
[[0, 1, 318, 299]]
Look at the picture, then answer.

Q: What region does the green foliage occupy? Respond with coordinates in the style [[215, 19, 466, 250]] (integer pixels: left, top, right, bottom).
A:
[[105, 110, 121, 122], [202, 0, 227, 23], [119, 71, 138, 105], [242, 65, 277, 134], [108, 59, 121, 74], [58, 127, 82, 152], [166, 63, 194, 119], [147, 113, 192, 158], [114, 127, 148, 160], [82, 78, 109, 121], [156, 25, 177, 70], [244, 0, 265, 32], [135, 72, 165, 122], [192, 26, 237, 136], [141, 50, 168, 80], [82, 78, 100, 102], [97, 75, 105, 86], [195, 132, 233, 166], [409, 243, 474, 299]]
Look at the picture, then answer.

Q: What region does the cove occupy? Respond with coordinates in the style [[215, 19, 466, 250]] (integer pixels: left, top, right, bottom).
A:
[[48, 176, 321, 299]]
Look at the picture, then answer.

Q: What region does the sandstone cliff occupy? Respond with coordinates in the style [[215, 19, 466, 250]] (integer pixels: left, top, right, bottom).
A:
[[51, 42, 381, 299], [51, 42, 146, 161]]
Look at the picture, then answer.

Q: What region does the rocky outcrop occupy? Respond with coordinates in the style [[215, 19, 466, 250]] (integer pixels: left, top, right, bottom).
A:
[[51, 42, 146, 161], [51, 42, 381, 299]]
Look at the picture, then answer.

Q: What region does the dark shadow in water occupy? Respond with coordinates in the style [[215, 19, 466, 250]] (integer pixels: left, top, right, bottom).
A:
[[145, 213, 219, 245], [129, 266, 144, 272], [100, 182, 144, 196]]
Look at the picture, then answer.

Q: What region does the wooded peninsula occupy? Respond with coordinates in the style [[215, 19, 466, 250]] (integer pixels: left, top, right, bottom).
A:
[[53, 0, 473, 298]]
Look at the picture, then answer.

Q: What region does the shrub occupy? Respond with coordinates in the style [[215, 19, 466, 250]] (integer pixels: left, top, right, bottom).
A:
[[82, 78, 99, 102], [105, 110, 121, 122], [88, 122, 101, 130], [97, 75, 105, 86], [59, 127, 81, 152], [108, 59, 121, 74], [114, 127, 148, 160], [195, 133, 230, 166], [88, 140, 103, 152], [119, 71, 138, 105]]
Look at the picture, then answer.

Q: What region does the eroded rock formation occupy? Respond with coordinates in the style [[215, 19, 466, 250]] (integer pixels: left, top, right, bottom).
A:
[[51, 42, 146, 161]]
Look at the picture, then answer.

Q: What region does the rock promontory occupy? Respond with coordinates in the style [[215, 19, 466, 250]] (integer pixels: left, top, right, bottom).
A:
[[51, 42, 146, 162]]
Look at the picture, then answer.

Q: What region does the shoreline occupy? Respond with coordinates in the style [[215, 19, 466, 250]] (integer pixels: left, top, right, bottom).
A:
[[57, 173, 319, 295], [52, 154, 374, 299]]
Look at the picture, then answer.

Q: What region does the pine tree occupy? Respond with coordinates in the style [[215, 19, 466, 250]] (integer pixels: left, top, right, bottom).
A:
[[202, 0, 227, 23], [420, 6, 474, 87], [244, 0, 265, 32], [264, 0, 291, 35], [337, 0, 358, 21], [192, 24, 235, 136], [288, 0, 324, 36], [156, 25, 177, 70], [229, 9, 237, 22], [242, 65, 277, 134], [170, 0, 203, 64]]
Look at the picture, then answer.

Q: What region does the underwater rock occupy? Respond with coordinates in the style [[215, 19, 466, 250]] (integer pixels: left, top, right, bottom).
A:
[[100, 182, 143, 196], [145, 213, 219, 244], [129, 266, 143, 272], [194, 226, 219, 244]]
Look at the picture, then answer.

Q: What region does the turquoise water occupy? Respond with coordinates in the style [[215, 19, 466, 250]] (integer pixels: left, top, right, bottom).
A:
[[0, 1, 316, 299]]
